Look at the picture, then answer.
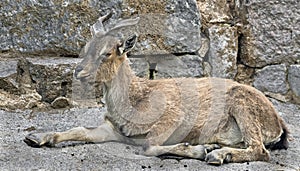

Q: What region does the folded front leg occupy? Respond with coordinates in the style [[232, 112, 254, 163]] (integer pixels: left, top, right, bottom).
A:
[[143, 143, 220, 160], [205, 145, 270, 165]]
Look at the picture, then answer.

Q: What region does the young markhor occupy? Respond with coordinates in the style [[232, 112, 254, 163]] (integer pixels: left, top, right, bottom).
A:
[[25, 14, 290, 165]]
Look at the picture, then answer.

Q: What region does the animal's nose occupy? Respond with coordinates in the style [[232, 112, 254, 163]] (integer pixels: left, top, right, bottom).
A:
[[74, 66, 83, 77]]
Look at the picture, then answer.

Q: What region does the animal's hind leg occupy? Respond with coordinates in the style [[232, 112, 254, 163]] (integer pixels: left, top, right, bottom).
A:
[[205, 101, 270, 165], [24, 121, 123, 147], [143, 143, 220, 160], [205, 145, 270, 165]]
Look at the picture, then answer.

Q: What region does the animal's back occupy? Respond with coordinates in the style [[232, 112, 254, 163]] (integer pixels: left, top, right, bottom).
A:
[[141, 77, 238, 145], [142, 77, 288, 149], [166, 77, 240, 145]]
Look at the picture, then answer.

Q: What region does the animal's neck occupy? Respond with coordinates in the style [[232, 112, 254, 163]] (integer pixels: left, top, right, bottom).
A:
[[103, 60, 153, 136], [104, 60, 133, 111], [104, 61, 135, 125]]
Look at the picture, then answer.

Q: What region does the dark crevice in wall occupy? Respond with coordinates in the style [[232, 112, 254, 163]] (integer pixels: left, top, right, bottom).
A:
[[237, 33, 243, 65], [149, 63, 157, 80], [171, 52, 198, 56], [60, 81, 68, 97], [60, 54, 79, 58], [149, 69, 156, 80]]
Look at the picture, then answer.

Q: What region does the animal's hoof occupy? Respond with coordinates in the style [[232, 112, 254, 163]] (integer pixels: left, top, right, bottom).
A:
[[205, 153, 223, 165], [24, 133, 43, 148], [205, 150, 232, 165], [24, 133, 54, 148]]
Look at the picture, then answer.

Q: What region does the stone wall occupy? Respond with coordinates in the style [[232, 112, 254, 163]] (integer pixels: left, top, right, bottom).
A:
[[0, 0, 299, 110], [197, 0, 300, 104]]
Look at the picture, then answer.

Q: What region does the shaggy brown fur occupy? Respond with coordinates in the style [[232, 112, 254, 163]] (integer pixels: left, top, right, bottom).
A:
[[24, 16, 290, 165]]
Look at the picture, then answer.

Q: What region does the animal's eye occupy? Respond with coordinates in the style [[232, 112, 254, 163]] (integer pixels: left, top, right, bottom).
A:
[[106, 52, 112, 56]]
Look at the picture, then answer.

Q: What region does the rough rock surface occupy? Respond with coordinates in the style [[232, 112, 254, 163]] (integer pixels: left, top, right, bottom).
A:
[[1, 0, 300, 104], [0, 99, 299, 170], [234, 64, 255, 85], [130, 54, 204, 79], [242, 0, 300, 67], [129, 58, 149, 78], [154, 54, 203, 79], [288, 65, 300, 103], [208, 24, 238, 79], [0, 88, 44, 110], [0, 0, 201, 55], [0, 0, 122, 55], [197, 0, 232, 25], [51, 96, 71, 109], [27, 57, 81, 103], [288, 65, 300, 96], [0, 59, 18, 93], [253, 64, 289, 94], [197, 0, 300, 103]]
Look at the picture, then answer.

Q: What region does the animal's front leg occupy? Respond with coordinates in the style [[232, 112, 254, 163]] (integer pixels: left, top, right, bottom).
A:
[[143, 143, 220, 160], [24, 121, 123, 147]]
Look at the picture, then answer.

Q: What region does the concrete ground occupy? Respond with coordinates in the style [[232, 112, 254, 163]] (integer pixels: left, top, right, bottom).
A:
[[0, 99, 299, 171]]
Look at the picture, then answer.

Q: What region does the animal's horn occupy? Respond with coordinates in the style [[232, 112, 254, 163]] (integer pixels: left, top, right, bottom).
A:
[[90, 12, 113, 37], [98, 12, 112, 23], [110, 17, 140, 32]]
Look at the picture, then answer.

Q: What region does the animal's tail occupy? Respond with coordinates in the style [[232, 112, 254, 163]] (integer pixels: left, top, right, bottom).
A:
[[269, 118, 291, 150]]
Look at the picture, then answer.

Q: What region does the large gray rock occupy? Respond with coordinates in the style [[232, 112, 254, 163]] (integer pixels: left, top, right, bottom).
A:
[[288, 65, 300, 97], [154, 54, 203, 79], [198, 34, 210, 58], [129, 54, 204, 79], [0, 57, 107, 109], [208, 24, 238, 79], [196, 0, 232, 25], [122, 0, 201, 54], [129, 58, 149, 78], [27, 58, 81, 103], [196, 0, 239, 79], [0, 0, 122, 55], [0, 60, 18, 78], [240, 0, 300, 67], [0, 0, 201, 55], [253, 64, 289, 94], [0, 58, 45, 110], [0, 59, 18, 93]]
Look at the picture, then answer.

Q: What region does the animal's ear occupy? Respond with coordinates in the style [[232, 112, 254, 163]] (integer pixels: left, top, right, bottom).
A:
[[118, 34, 137, 55]]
